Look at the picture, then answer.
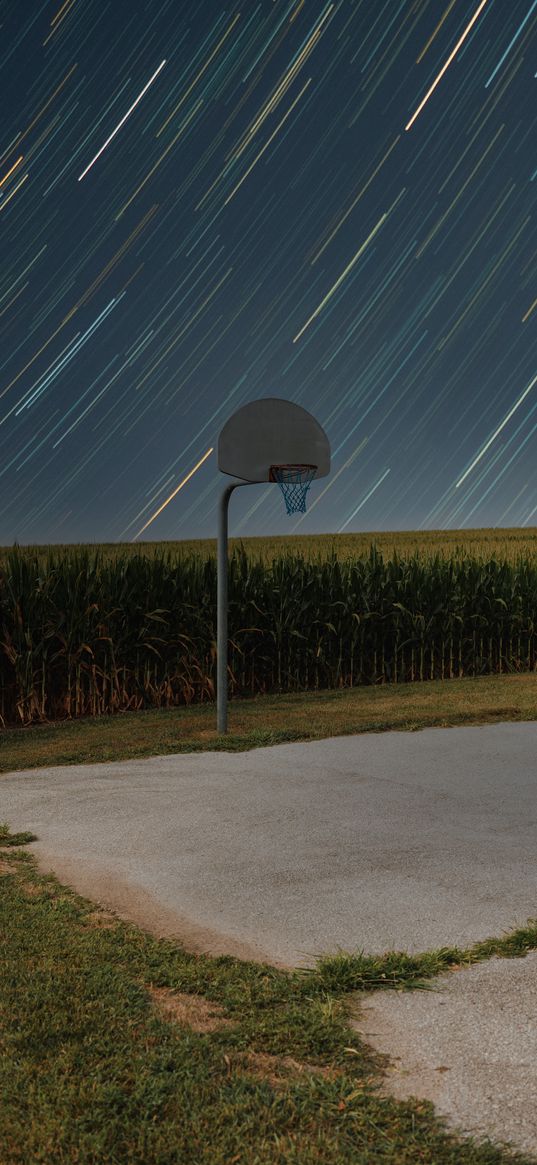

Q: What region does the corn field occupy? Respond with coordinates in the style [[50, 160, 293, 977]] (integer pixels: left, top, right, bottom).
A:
[[1, 541, 536, 726], [3, 526, 537, 566]]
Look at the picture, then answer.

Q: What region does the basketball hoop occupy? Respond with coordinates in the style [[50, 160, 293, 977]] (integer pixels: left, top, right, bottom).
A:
[[269, 464, 316, 514], [217, 398, 330, 732]]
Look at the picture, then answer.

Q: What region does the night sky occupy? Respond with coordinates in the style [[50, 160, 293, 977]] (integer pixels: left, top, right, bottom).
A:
[[0, 0, 536, 545]]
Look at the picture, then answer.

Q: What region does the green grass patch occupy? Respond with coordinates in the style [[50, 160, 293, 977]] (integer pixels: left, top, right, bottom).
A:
[[1, 821, 536, 1163]]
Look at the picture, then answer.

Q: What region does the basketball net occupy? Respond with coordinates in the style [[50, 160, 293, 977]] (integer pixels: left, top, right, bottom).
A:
[[269, 464, 316, 514]]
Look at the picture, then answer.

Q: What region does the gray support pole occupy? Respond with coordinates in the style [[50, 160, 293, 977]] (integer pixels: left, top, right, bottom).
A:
[[217, 480, 250, 734]]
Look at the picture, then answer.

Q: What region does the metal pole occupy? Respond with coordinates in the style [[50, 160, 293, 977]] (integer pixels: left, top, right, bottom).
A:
[[217, 480, 249, 734]]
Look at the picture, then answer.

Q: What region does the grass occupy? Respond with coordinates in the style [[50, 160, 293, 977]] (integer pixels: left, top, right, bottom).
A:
[[1, 673, 537, 1162], [0, 671, 535, 773], [1, 824, 537, 1163]]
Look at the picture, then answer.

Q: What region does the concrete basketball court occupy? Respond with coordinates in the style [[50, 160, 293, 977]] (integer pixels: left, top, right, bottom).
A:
[[1, 718, 537, 1158]]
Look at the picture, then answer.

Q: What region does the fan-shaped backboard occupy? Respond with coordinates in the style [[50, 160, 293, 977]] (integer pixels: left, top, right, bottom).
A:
[[218, 397, 330, 482]]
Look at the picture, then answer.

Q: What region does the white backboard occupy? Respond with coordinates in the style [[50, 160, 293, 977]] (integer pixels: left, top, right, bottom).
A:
[[218, 397, 330, 482]]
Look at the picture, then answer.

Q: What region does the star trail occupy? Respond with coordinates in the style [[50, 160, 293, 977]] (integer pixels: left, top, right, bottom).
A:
[[0, 0, 535, 544]]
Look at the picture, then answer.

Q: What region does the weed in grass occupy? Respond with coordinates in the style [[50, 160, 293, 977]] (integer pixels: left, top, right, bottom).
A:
[[308, 922, 537, 997], [0, 821, 38, 846]]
